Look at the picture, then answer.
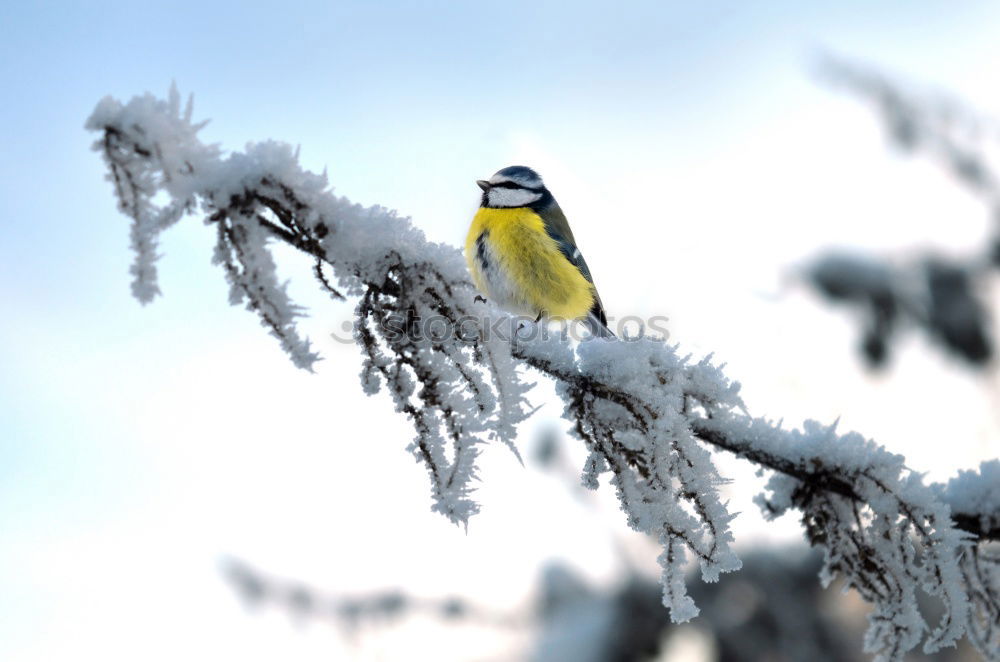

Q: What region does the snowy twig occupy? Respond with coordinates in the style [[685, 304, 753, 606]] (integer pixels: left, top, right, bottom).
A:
[[87, 88, 999, 661]]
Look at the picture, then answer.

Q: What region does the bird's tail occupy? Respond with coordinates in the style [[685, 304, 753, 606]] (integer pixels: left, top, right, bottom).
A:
[[584, 312, 615, 339]]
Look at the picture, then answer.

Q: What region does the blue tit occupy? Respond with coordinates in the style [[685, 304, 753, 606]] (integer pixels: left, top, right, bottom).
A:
[[465, 165, 613, 338]]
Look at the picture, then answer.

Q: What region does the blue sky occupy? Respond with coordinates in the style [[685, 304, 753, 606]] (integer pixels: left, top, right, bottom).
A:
[[2, 2, 1000, 660]]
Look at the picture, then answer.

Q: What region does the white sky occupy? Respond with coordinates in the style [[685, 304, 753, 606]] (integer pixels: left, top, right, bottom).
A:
[[2, 1, 1000, 660]]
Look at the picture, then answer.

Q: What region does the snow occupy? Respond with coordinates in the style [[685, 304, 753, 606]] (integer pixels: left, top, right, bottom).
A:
[[936, 460, 1000, 534]]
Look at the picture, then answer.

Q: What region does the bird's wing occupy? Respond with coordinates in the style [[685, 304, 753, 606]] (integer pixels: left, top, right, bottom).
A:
[[537, 204, 611, 332]]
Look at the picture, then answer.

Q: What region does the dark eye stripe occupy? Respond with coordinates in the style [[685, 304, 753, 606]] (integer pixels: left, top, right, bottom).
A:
[[490, 180, 543, 191]]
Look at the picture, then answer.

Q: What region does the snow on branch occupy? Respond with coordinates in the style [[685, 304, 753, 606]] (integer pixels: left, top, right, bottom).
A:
[[87, 87, 999, 661]]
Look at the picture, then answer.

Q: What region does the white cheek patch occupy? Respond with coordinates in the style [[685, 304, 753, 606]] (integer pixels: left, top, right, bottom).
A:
[[487, 187, 543, 208]]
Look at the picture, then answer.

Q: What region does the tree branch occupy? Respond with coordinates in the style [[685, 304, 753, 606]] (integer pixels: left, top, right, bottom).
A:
[[86, 86, 1000, 661]]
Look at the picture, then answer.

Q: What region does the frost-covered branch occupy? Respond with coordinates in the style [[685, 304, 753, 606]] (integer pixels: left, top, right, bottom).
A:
[[89, 87, 533, 524], [87, 87, 999, 661]]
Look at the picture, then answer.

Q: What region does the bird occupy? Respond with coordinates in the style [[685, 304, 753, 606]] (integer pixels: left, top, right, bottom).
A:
[[464, 165, 613, 338]]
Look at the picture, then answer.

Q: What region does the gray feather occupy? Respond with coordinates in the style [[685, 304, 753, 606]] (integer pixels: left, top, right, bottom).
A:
[[537, 202, 611, 333]]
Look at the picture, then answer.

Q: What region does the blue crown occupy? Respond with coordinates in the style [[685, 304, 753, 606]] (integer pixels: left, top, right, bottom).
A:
[[493, 165, 544, 189]]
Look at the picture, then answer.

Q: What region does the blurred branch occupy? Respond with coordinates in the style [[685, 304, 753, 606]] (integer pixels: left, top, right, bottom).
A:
[[819, 54, 1000, 205], [802, 56, 1000, 369], [221, 557, 523, 630], [224, 550, 875, 662]]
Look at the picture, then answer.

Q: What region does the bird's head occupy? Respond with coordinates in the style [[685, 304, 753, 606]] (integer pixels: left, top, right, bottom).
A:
[[477, 165, 551, 209]]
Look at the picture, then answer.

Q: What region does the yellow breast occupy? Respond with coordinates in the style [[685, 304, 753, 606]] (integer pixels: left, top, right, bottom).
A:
[[465, 207, 595, 320]]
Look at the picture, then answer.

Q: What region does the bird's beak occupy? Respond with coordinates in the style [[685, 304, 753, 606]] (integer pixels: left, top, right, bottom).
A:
[[476, 180, 490, 191]]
